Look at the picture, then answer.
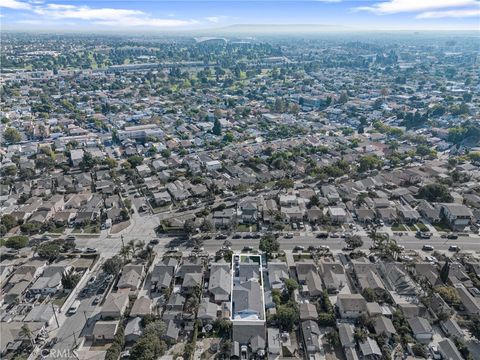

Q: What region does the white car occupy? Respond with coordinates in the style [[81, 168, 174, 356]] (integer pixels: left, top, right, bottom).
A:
[[429, 346, 441, 360]]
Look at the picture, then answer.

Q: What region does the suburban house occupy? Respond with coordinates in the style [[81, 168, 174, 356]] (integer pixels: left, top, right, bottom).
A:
[[407, 317, 433, 343], [117, 265, 144, 291], [336, 294, 367, 319], [301, 320, 322, 355], [92, 320, 120, 343], [101, 293, 129, 319], [441, 203, 473, 231], [208, 262, 232, 302]]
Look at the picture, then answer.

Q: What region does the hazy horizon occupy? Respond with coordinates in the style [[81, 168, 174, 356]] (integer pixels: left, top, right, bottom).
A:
[[1, 0, 479, 32]]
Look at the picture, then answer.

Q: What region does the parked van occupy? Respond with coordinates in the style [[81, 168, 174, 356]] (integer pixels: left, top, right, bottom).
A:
[[67, 300, 81, 315]]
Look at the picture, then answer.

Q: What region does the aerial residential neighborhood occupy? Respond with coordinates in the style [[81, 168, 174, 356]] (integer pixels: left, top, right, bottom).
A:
[[1, 2, 480, 360]]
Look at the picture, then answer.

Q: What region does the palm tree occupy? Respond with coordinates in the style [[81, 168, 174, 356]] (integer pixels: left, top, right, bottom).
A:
[[134, 240, 145, 256], [219, 339, 232, 359], [19, 324, 34, 346], [185, 295, 199, 313], [144, 246, 154, 263], [119, 245, 131, 263], [127, 239, 136, 257], [354, 329, 368, 344]]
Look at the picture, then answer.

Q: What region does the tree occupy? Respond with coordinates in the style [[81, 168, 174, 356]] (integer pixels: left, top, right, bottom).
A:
[[358, 155, 383, 172], [127, 155, 143, 167], [213, 118, 222, 136], [418, 184, 453, 203], [214, 319, 232, 338], [272, 304, 298, 331], [1, 214, 17, 231], [200, 219, 213, 232], [412, 343, 428, 358], [354, 329, 368, 343], [362, 288, 377, 302], [338, 91, 348, 104], [259, 234, 279, 256], [80, 152, 96, 170], [283, 278, 299, 299], [276, 178, 294, 189], [2, 164, 17, 176], [160, 149, 171, 158], [345, 234, 363, 250], [185, 294, 199, 313], [325, 330, 340, 347], [103, 157, 118, 169], [183, 219, 196, 238], [144, 320, 166, 337], [435, 286, 461, 305], [62, 268, 81, 289], [440, 259, 450, 284], [102, 256, 123, 275], [129, 333, 166, 360], [4, 235, 28, 249], [19, 324, 34, 346], [4, 127, 21, 144], [119, 244, 131, 263], [37, 242, 61, 261], [308, 195, 320, 208]]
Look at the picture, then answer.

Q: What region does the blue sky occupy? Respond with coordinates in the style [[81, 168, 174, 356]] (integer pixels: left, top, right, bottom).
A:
[[1, 0, 479, 31]]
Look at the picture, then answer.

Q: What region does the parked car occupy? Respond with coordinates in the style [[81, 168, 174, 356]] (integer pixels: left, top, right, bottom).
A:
[[422, 245, 434, 251], [447, 233, 458, 240], [284, 233, 294, 239], [242, 246, 253, 252], [232, 234, 242, 239], [149, 239, 159, 245], [294, 245, 305, 251], [92, 296, 101, 305], [88, 276, 97, 285], [67, 300, 81, 315], [448, 245, 460, 252], [316, 232, 328, 238], [430, 346, 441, 360], [416, 231, 432, 239], [85, 247, 97, 253]]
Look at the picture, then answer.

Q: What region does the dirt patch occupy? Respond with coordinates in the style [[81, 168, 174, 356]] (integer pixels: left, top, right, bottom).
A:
[[110, 220, 131, 234]]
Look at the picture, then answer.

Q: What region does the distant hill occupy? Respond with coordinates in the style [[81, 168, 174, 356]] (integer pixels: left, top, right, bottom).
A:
[[201, 24, 350, 35]]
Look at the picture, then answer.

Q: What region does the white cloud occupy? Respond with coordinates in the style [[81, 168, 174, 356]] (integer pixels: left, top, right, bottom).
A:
[[0, 0, 31, 10], [4, 2, 199, 28], [355, 0, 479, 14], [417, 8, 480, 18], [206, 16, 229, 23], [33, 4, 146, 21], [95, 18, 198, 28]]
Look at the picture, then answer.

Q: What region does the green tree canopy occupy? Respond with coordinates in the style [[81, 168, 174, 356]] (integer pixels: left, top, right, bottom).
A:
[[4, 127, 21, 144]]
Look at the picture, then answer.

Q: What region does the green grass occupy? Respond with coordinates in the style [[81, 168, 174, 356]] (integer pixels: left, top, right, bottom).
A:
[[50, 226, 65, 234], [416, 223, 429, 232], [391, 223, 405, 231], [52, 294, 69, 307], [236, 224, 256, 232], [408, 224, 417, 231], [433, 222, 452, 232], [293, 254, 312, 261]]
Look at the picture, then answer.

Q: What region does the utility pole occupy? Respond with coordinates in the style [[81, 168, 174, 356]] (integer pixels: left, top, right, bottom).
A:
[[51, 303, 60, 328], [72, 331, 77, 347]]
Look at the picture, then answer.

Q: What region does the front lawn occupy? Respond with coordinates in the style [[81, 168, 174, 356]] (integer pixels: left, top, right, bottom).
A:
[[391, 223, 406, 231], [416, 222, 429, 232]]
